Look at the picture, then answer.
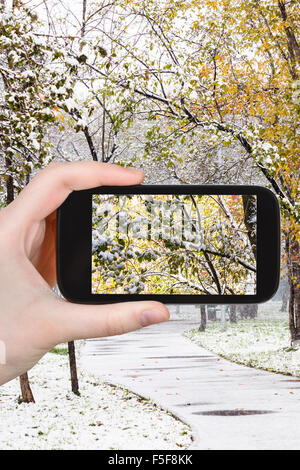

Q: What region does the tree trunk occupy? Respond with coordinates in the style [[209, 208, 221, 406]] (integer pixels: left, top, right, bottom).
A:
[[220, 305, 227, 331], [239, 304, 258, 319], [19, 373, 35, 403], [229, 304, 237, 323], [248, 304, 258, 319], [68, 341, 80, 395], [198, 305, 206, 331], [280, 281, 289, 312], [207, 305, 216, 321], [286, 234, 300, 346]]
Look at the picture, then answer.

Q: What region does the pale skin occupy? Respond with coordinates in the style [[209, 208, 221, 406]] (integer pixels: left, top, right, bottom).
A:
[[0, 161, 169, 386]]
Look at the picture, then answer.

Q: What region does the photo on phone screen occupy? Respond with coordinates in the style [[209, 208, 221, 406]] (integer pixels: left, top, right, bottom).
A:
[[91, 194, 257, 296]]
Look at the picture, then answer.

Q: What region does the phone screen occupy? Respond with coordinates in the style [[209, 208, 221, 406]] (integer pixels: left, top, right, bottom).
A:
[[91, 194, 257, 296]]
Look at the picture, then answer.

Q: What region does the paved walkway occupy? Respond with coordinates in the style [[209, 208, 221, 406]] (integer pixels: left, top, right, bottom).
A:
[[81, 311, 300, 450]]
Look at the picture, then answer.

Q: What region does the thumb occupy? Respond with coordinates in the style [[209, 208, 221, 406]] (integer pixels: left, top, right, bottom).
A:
[[52, 300, 170, 344]]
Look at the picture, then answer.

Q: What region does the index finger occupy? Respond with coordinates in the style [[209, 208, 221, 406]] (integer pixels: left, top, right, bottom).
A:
[[7, 161, 144, 224]]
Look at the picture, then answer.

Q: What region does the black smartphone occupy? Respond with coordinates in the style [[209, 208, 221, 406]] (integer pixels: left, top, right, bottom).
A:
[[57, 185, 280, 304]]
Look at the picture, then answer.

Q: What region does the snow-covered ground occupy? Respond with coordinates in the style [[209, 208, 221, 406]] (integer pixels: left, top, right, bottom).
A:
[[184, 302, 300, 377], [0, 345, 192, 450]]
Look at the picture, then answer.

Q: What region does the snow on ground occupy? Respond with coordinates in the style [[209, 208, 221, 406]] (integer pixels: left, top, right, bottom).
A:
[[0, 344, 192, 450], [184, 301, 300, 377]]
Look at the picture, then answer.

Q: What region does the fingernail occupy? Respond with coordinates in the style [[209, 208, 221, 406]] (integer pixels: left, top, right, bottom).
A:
[[140, 309, 168, 327], [125, 166, 143, 172]]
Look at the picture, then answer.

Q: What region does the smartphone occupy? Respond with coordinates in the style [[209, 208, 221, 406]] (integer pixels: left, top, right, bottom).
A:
[[57, 185, 280, 304]]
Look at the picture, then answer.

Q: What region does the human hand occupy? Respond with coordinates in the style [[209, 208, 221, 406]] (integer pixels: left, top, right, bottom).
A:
[[0, 162, 169, 385]]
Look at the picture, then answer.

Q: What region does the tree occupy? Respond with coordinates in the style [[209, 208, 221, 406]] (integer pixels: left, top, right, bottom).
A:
[[0, 3, 79, 400], [239, 304, 258, 319], [68, 341, 80, 395], [2, 0, 298, 343], [84, 0, 299, 342], [92, 194, 257, 296], [0, 4, 79, 192], [229, 305, 237, 323], [199, 305, 207, 332], [229, 304, 237, 323]]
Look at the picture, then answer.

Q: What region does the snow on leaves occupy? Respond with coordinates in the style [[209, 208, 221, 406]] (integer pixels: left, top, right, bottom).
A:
[[92, 194, 257, 296], [0, 6, 81, 193]]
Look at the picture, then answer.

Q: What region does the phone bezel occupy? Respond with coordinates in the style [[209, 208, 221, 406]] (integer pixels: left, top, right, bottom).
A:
[[57, 185, 280, 304]]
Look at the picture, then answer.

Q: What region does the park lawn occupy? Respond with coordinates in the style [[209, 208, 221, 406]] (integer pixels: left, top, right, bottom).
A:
[[184, 317, 300, 378], [0, 344, 192, 450]]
